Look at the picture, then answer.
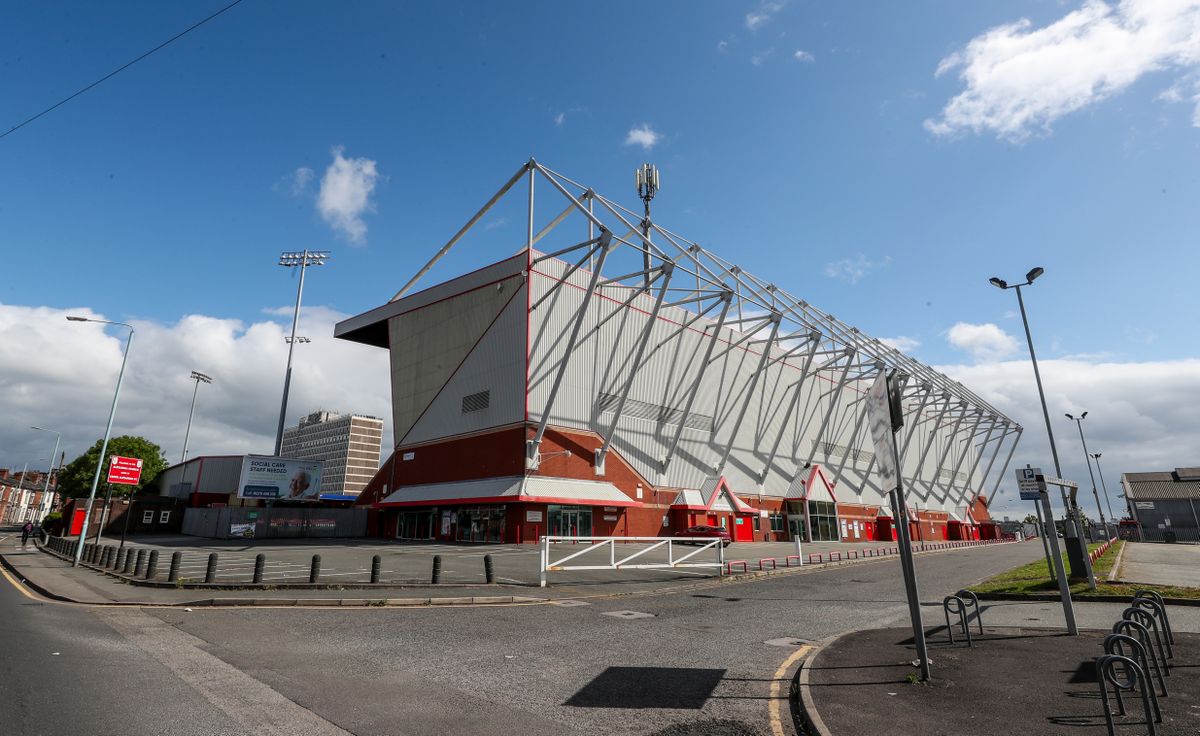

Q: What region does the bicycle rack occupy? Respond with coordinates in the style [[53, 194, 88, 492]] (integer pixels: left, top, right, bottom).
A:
[[1112, 619, 1167, 698], [1096, 654, 1158, 736], [955, 589, 984, 636], [1103, 634, 1161, 723], [1122, 607, 1171, 664], [1132, 594, 1174, 647], [942, 594, 973, 646]]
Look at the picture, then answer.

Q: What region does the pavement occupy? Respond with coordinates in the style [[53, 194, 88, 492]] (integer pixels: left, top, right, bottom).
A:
[[1114, 541, 1200, 587], [800, 626, 1200, 735]]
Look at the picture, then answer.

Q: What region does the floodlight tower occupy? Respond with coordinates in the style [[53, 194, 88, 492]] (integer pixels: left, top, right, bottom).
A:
[[274, 250, 329, 455], [636, 163, 659, 292], [181, 371, 213, 462]]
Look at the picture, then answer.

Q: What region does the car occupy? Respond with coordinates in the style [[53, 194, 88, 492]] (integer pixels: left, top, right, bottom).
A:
[[673, 525, 732, 546]]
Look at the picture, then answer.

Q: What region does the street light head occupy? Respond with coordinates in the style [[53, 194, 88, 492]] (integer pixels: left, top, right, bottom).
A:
[[1080, 410, 1088, 419], [1065, 413, 1074, 420], [988, 277, 1007, 289], [1092, 452, 1101, 459], [190, 370, 213, 384], [1025, 266, 1044, 283], [66, 315, 89, 322]]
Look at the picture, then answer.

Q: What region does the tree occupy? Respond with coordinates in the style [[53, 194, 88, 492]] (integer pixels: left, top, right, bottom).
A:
[[57, 435, 168, 499], [1022, 514, 1038, 525]]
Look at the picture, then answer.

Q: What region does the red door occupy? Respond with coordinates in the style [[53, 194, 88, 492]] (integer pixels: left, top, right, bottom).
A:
[[706, 514, 719, 526], [734, 516, 753, 542]]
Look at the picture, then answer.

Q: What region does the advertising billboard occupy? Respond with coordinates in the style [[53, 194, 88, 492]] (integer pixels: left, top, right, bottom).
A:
[[236, 455, 324, 500]]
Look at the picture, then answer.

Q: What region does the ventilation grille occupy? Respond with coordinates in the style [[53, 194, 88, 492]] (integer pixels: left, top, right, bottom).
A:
[[596, 392, 714, 432], [815, 441, 875, 465], [462, 390, 490, 413]]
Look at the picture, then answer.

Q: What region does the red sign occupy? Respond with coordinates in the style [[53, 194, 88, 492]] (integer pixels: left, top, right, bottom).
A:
[[107, 455, 144, 485]]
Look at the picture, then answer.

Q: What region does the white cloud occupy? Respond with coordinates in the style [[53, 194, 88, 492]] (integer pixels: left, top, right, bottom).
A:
[[794, 49, 815, 62], [938, 357, 1200, 519], [946, 321, 1020, 362], [554, 112, 565, 127], [823, 253, 891, 284], [717, 40, 730, 53], [317, 146, 380, 244], [751, 48, 775, 66], [746, 1, 785, 31], [291, 167, 314, 196], [0, 303, 392, 473], [483, 217, 507, 231], [881, 335, 920, 353], [624, 124, 662, 150], [926, 0, 1200, 140]]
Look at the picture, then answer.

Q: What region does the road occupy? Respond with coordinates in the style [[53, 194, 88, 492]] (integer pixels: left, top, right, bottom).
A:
[[1, 536, 1046, 735]]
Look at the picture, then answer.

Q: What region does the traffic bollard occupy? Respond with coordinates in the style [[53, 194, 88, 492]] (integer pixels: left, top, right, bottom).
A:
[[100, 546, 111, 568], [114, 548, 127, 572], [253, 553, 265, 584], [205, 553, 218, 583], [431, 555, 442, 584], [484, 554, 495, 584], [126, 549, 139, 575], [309, 554, 321, 584], [168, 552, 183, 583], [105, 546, 117, 569], [145, 550, 159, 580], [370, 555, 381, 584]]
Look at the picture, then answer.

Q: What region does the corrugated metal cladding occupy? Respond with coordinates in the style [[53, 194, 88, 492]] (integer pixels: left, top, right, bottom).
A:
[[389, 273, 525, 443], [157, 456, 246, 497], [1123, 479, 1200, 500], [400, 283, 526, 445], [527, 254, 981, 513]]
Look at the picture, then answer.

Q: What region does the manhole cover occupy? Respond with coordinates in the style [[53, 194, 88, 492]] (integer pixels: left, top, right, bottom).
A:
[[602, 610, 655, 620], [550, 599, 591, 607], [764, 637, 809, 647]]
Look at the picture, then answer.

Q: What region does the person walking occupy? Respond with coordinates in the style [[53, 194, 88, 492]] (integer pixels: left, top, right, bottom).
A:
[[21, 520, 34, 547]]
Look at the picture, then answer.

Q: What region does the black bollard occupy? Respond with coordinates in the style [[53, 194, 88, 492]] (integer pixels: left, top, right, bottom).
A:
[[253, 553, 265, 584], [431, 555, 442, 584], [204, 552, 219, 583], [99, 547, 110, 568], [370, 554, 381, 584], [114, 548, 127, 572], [309, 554, 321, 584], [484, 554, 495, 584], [145, 550, 159, 580], [103, 546, 114, 569], [168, 552, 183, 583], [125, 549, 137, 574]]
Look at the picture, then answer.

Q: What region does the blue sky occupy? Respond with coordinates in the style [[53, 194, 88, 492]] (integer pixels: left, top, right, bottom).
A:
[[3, 1, 1199, 517]]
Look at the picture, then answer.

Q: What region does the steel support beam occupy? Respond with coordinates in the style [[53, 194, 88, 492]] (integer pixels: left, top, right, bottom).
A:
[[712, 315, 782, 476]]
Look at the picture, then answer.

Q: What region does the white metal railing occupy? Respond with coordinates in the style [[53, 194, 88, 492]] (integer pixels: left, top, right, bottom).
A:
[[538, 536, 725, 587]]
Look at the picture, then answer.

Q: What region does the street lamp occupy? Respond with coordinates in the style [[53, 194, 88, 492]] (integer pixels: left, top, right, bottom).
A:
[[181, 371, 213, 462], [988, 268, 1087, 546], [31, 426, 61, 519], [284, 336, 311, 344], [274, 250, 329, 455], [1091, 451, 1118, 525], [1065, 412, 1107, 540], [66, 315, 134, 567]]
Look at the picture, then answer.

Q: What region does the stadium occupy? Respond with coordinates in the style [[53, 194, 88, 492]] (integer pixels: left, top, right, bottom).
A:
[[335, 160, 1022, 545]]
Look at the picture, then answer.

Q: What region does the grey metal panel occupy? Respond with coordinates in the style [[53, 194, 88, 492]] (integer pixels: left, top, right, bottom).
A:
[[1123, 479, 1200, 500], [402, 282, 528, 445], [335, 252, 527, 347], [389, 273, 525, 443], [193, 456, 245, 495]]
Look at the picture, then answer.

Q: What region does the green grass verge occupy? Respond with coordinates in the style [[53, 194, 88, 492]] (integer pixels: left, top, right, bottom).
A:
[[969, 540, 1200, 600]]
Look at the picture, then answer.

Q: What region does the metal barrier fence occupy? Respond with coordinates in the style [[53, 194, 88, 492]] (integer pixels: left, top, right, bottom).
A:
[[539, 536, 724, 587]]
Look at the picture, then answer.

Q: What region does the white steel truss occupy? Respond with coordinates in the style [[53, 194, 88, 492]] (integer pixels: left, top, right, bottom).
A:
[[396, 159, 1022, 499]]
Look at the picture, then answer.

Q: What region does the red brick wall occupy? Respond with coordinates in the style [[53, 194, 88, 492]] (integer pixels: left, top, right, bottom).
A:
[[837, 503, 881, 542]]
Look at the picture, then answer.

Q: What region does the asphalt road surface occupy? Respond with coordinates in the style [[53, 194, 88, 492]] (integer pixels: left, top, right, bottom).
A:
[[1, 536, 1046, 736]]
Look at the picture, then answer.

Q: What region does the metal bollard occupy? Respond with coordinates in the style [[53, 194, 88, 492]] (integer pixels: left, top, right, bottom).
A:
[[431, 555, 442, 584], [106, 546, 117, 569], [205, 553, 219, 583], [253, 553, 265, 584], [100, 546, 111, 568], [484, 554, 495, 584], [114, 548, 127, 572], [145, 550, 159, 580], [126, 549, 139, 575], [309, 554, 321, 584], [168, 552, 183, 583], [370, 555, 381, 584]]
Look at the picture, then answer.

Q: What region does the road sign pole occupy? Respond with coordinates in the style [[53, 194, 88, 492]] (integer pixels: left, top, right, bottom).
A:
[[1039, 490, 1078, 635], [1034, 499, 1056, 583]]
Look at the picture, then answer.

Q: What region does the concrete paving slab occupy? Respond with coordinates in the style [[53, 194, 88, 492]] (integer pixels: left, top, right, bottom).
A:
[[1115, 541, 1200, 587]]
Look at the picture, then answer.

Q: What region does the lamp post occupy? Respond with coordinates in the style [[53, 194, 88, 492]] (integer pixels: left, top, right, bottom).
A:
[[31, 427, 61, 518], [66, 315, 133, 567], [1091, 451, 1117, 527], [181, 371, 213, 462], [274, 250, 329, 455], [1066, 412, 1106, 540], [989, 268, 1089, 578]]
